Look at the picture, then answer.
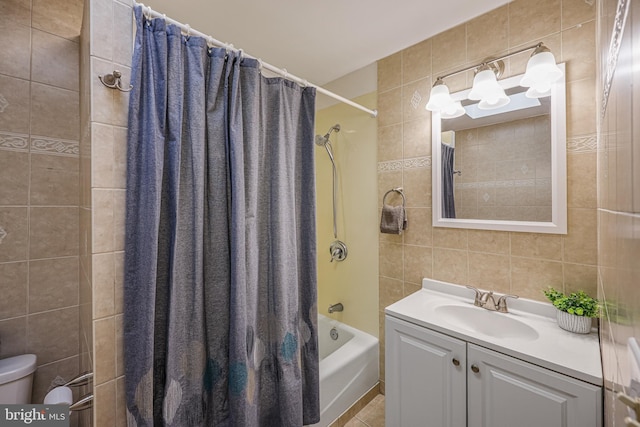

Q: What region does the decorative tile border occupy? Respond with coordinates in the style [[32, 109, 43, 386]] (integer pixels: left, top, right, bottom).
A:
[[567, 134, 597, 153], [0, 132, 29, 152], [378, 156, 431, 173], [31, 136, 79, 157]]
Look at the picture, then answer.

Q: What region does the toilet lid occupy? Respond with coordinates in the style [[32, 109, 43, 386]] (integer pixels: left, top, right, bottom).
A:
[[0, 354, 37, 385]]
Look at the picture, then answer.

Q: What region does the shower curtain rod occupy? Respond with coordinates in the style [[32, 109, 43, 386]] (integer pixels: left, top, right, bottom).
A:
[[135, 2, 378, 118]]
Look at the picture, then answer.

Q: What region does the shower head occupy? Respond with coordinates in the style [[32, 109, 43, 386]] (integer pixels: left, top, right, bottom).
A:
[[315, 124, 341, 146]]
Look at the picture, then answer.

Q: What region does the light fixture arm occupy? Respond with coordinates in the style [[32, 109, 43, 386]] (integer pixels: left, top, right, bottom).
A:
[[434, 42, 544, 82]]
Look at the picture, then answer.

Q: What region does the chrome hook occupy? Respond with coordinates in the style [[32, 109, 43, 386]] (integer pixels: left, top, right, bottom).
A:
[[98, 70, 133, 92]]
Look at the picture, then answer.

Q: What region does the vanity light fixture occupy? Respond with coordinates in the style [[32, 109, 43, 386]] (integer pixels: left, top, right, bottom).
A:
[[426, 42, 562, 117]]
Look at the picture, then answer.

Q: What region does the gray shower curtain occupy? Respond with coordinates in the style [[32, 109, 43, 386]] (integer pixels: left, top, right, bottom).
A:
[[441, 143, 456, 219], [124, 7, 319, 426]]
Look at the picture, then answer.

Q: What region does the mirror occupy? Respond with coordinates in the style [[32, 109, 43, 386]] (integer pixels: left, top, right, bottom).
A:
[[432, 64, 567, 234]]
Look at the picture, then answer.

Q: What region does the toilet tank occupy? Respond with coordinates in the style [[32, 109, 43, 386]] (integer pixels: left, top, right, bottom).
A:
[[0, 354, 37, 404]]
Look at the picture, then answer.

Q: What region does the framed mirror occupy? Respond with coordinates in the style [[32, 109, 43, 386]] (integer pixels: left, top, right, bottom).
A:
[[432, 64, 566, 234]]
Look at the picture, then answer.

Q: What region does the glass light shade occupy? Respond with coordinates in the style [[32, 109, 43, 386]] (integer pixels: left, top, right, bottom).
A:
[[426, 82, 453, 111], [440, 101, 466, 119], [525, 86, 551, 98], [520, 51, 563, 89], [468, 69, 502, 101], [478, 93, 510, 110]]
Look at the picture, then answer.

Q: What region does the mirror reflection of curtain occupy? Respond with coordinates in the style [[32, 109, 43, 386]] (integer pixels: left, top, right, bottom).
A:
[[441, 143, 456, 218]]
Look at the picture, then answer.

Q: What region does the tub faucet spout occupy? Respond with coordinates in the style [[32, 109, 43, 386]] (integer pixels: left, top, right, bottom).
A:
[[328, 303, 344, 313]]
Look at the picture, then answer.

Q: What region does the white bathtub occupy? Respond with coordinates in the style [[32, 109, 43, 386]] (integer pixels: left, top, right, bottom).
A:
[[310, 315, 379, 427]]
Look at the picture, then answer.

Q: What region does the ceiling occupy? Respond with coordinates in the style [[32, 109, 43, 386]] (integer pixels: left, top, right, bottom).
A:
[[142, 0, 510, 88]]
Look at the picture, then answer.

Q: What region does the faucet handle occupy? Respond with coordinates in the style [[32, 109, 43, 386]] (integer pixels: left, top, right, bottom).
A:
[[465, 285, 483, 306], [496, 294, 519, 313]]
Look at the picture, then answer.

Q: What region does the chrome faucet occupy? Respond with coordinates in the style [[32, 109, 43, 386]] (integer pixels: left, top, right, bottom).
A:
[[328, 303, 344, 313], [465, 286, 519, 313]]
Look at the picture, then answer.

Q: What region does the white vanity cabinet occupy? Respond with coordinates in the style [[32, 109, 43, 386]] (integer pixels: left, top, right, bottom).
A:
[[386, 315, 602, 427]]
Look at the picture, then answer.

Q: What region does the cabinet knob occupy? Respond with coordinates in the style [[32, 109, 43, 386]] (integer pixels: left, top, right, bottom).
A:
[[471, 364, 480, 374], [452, 358, 460, 367]]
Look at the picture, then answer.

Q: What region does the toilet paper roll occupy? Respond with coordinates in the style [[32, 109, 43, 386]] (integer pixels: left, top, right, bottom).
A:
[[44, 386, 73, 405]]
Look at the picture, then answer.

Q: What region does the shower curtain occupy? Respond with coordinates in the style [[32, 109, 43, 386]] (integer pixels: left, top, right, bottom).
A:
[[441, 143, 456, 219], [124, 7, 319, 426]]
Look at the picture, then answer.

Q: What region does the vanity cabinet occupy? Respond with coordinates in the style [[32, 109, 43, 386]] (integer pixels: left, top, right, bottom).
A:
[[386, 315, 602, 427]]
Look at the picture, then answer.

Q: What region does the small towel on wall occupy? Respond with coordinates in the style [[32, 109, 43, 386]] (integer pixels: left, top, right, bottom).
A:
[[380, 188, 408, 234]]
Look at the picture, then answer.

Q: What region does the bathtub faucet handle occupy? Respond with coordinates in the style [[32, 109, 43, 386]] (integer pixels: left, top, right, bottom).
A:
[[328, 303, 344, 314]]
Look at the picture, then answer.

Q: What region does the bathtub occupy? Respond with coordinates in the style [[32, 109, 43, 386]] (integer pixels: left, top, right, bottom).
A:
[[310, 315, 379, 427]]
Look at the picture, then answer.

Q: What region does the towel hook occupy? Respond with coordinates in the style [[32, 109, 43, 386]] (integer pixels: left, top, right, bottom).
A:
[[383, 187, 406, 207], [98, 70, 133, 92]]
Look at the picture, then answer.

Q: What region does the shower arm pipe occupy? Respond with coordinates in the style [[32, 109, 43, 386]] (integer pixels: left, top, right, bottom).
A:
[[135, 2, 378, 118]]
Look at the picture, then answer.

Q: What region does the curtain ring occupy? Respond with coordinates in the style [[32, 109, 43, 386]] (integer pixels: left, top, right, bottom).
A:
[[282, 68, 289, 79], [238, 49, 244, 61], [185, 24, 191, 38]]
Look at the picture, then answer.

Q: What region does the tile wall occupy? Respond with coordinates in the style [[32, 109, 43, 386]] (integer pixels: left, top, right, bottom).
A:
[[0, 0, 83, 407], [80, 0, 132, 425], [597, 0, 640, 425], [376, 0, 597, 390]]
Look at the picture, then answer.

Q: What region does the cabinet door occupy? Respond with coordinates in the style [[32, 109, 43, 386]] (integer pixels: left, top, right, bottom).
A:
[[467, 343, 602, 427], [385, 316, 466, 427]]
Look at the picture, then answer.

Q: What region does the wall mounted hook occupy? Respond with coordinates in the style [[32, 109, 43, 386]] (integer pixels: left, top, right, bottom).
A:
[[98, 70, 133, 92]]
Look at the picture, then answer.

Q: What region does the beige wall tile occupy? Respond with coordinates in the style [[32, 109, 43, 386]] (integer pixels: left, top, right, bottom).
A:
[[566, 78, 596, 137], [115, 314, 123, 377], [94, 379, 116, 427], [31, 29, 79, 91], [378, 124, 402, 162], [91, 57, 116, 125], [32, 0, 82, 40], [94, 316, 115, 385], [508, 0, 561, 48], [403, 208, 432, 246], [31, 83, 80, 140], [379, 242, 403, 280], [564, 208, 597, 265], [93, 253, 115, 318], [468, 230, 509, 254], [567, 152, 597, 208], [401, 78, 430, 122], [510, 233, 562, 261], [0, 17, 31, 79], [377, 52, 402, 93], [402, 39, 431, 84], [113, 126, 127, 189], [116, 376, 126, 427], [403, 281, 422, 297], [0, 316, 27, 358], [562, 20, 596, 82], [0, 262, 27, 319], [0, 207, 29, 262], [403, 245, 432, 285], [562, 0, 596, 29], [433, 248, 468, 284], [93, 189, 115, 253], [466, 5, 509, 63], [402, 167, 430, 208], [468, 252, 510, 293], [113, 2, 133, 67], [92, 123, 115, 188], [379, 276, 403, 313], [432, 24, 467, 77], [377, 88, 402, 128], [30, 154, 79, 206], [0, 0, 31, 27], [378, 171, 403, 207], [403, 117, 431, 159], [29, 257, 79, 313], [30, 207, 79, 259], [114, 251, 124, 314], [27, 306, 79, 365], [0, 75, 31, 134], [0, 150, 29, 205], [113, 190, 126, 251], [511, 257, 563, 301], [433, 228, 468, 250]]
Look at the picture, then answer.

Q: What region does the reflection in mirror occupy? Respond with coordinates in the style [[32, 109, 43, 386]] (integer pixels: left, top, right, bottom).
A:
[[432, 66, 566, 234]]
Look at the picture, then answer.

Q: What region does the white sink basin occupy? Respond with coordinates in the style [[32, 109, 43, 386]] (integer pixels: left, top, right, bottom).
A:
[[434, 304, 539, 341]]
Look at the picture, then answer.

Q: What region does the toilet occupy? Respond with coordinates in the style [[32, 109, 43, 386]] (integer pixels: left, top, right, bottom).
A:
[[0, 354, 37, 404]]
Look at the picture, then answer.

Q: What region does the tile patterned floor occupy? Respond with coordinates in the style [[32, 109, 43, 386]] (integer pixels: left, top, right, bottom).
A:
[[344, 394, 385, 427]]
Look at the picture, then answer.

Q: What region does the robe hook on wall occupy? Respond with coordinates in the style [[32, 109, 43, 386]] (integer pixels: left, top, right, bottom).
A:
[[98, 70, 133, 92]]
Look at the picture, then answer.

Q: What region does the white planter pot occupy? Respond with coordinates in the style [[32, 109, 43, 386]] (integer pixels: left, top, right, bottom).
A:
[[556, 309, 592, 334]]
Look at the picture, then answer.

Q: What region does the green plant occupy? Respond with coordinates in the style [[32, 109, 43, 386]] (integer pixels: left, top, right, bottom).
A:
[[543, 287, 599, 317]]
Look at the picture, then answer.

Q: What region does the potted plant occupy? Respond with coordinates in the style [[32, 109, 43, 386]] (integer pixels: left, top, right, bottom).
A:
[[543, 287, 599, 334]]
